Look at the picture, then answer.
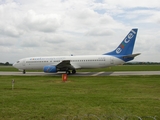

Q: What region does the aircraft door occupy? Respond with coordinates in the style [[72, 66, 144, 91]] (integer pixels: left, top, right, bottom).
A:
[[110, 57, 114, 65]]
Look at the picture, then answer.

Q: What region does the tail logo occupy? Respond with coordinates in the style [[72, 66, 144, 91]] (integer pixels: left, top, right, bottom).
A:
[[128, 33, 134, 39], [116, 48, 122, 54], [116, 30, 136, 54]]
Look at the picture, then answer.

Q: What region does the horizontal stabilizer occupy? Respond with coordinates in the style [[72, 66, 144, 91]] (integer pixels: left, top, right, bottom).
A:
[[122, 53, 141, 59]]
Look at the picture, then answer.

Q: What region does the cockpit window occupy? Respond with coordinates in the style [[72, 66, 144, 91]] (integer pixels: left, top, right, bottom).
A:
[[17, 61, 20, 63]]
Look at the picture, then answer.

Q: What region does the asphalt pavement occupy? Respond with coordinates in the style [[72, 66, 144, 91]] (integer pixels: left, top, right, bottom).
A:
[[0, 71, 160, 76]]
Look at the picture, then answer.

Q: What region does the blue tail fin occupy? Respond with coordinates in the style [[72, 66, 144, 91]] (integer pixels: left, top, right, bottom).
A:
[[104, 29, 138, 55]]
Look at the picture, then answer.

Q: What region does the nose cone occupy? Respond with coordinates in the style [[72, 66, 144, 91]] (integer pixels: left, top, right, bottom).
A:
[[13, 63, 15, 67], [13, 62, 18, 68]]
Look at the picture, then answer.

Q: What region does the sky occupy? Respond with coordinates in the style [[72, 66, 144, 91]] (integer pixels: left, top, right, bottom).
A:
[[0, 0, 160, 63]]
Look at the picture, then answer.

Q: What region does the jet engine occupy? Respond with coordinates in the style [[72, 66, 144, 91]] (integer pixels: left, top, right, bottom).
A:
[[43, 65, 57, 73]]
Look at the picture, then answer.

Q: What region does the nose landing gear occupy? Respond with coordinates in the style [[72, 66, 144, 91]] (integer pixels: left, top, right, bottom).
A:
[[72, 69, 76, 74]]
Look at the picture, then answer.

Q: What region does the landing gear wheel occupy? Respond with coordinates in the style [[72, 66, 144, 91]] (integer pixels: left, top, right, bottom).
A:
[[23, 70, 26, 74], [72, 70, 76, 74], [66, 70, 70, 75]]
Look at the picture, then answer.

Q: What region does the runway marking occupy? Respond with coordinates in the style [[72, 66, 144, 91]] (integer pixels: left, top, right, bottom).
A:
[[92, 72, 104, 76]]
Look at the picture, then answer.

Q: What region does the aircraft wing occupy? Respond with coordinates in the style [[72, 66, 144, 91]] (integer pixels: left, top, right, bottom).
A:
[[56, 60, 80, 70]]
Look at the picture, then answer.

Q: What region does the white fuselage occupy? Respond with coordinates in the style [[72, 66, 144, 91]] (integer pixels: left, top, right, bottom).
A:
[[13, 55, 124, 71]]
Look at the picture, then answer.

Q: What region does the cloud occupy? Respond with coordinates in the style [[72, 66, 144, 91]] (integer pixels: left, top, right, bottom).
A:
[[0, 1, 24, 37], [23, 10, 62, 33], [45, 35, 65, 44], [0, 38, 16, 46], [0, 0, 160, 63], [86, 28, 114, 36], [0, 25, 23, 37], [104, 0, 160, 8], [21, 41, 40, 48]]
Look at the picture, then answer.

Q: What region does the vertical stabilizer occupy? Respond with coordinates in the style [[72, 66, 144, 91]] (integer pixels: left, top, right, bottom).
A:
[[104, 29, 138, 55]]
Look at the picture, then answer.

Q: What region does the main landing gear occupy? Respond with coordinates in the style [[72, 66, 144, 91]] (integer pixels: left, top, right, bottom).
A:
[[23, 70, 26, 74], [66, 69, 76, 75]]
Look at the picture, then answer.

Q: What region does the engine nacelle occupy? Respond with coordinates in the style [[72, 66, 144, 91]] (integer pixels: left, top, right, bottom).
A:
[[43, 65, 57, 73]]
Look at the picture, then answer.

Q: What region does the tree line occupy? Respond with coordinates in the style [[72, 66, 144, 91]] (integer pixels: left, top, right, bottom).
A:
[[0, 62, 12, 66]]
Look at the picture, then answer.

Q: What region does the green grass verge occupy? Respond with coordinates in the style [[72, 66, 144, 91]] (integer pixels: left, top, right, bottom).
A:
[[78, 65, 160, 72], [1, 65, 160, 72], [0, 75, 159, 120], [0, 66, 18, 71]]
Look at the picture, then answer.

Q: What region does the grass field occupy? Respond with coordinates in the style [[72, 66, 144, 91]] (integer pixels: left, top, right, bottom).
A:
[[0, 65, 160, 72], [0, 66, 18, 71], [0, 75, 159, 120]]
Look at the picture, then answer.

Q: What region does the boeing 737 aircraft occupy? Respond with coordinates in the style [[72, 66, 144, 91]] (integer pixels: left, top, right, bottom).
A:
[[13, 28, 140, 75]]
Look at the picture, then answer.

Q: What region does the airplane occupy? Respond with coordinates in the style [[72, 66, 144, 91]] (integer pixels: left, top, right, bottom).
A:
[[13, 28, 140, 75]]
